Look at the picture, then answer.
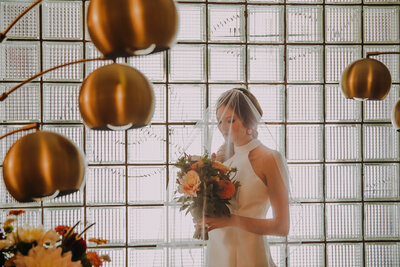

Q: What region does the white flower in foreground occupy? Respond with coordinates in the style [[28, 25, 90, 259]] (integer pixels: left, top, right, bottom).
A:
[[38, 230, 60, 246], [0, 235, 14, 250], [13, 246, 81, 267], [14, 226, 45, 244]]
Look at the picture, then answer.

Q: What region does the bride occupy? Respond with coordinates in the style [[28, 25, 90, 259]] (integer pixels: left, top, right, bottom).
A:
[[200, 88, 290, 267]]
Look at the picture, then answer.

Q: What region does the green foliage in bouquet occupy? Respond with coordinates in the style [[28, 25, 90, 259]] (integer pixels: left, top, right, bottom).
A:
[[175, 154, 239, 240]]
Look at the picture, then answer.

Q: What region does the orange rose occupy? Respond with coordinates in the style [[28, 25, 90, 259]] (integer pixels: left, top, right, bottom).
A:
[[218, 180, 235, 199], [212, 161, 229, 174], [190, 163, 196, 170], [178, 170, 201, 197]]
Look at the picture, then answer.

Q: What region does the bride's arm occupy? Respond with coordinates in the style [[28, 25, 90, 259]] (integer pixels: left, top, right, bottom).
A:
[[234, 164, 289, 236], [204, 151, 290, 236]]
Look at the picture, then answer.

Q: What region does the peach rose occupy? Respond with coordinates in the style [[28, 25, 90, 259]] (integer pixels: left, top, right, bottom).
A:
[[179, 170, 201, 197]]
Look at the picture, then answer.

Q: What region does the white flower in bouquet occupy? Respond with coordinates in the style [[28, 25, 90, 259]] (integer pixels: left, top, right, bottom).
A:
[[178, 170, 201, 197], [190, 155, 202, 161], [13, 246, 81, 267], [174, 154, 239, 240]]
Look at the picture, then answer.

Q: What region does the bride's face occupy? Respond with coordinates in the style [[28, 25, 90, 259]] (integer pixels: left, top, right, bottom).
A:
[[216, 105, 247, 145]]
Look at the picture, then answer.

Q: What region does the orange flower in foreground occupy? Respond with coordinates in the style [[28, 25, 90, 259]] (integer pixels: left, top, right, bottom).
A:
[[218, 180, 236, 199], [89, 238, 108, 245], [87, 251, 103, 267], [3, 256, 15, 267], [212, 161, 229, 174], [8, 210, 25, 216], [54, 225, 71, 235], [3, 218, 16, 227]]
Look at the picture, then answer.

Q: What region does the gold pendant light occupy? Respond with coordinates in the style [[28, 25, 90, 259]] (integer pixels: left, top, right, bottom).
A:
[[2, 131, 85, 203], [87, 0, 178, 58], [79, 63, 154, 130], [341, 58, 392, 100]]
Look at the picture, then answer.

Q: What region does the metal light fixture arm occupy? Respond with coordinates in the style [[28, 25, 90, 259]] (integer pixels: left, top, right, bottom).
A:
[[0, 57, 107, 101], [0, 0, 42, 42], [0, 123, 39, 140], [366, 51, 400, 58]]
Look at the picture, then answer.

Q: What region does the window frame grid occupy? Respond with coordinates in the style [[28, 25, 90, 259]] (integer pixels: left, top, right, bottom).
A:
[[0, 0, 399, 266]]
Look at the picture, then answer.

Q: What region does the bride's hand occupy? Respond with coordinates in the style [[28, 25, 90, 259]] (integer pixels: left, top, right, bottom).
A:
[[196, 215, 237, 231]]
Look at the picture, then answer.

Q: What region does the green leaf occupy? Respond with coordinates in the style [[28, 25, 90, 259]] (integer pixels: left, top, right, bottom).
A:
[[180, 204, 189, 211], [177, 196, 186, 203]]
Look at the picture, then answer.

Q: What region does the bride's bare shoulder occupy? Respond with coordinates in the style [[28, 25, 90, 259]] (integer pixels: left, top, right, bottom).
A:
[[251, 144, 279, 162], [249, 145, 282, 185]]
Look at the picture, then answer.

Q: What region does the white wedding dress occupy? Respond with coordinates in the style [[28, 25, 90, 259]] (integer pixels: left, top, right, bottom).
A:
[[206, 139, 278, 267]]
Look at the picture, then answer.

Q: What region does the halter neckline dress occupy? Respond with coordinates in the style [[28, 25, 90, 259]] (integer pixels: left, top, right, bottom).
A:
[[206, 138, 276, 267]]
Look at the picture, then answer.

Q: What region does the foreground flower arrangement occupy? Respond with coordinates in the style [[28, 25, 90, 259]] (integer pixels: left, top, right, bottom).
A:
[[175, 153, 239, 240], [0, 210, 110, 267]]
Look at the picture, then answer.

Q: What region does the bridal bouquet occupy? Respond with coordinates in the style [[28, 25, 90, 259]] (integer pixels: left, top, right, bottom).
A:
[[0, 210, 110, 267], [175, 153, 239, 240]]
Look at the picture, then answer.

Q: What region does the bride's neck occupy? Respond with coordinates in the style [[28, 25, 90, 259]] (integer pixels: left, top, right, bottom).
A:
[[234, 136, 253, 147]]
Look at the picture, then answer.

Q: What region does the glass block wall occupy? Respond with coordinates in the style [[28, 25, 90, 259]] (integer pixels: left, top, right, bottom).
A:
[[1, 0, 400, 266]]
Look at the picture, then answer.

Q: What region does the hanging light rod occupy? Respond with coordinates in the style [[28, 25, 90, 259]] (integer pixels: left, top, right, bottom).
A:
[[0, 123, 39, 140], [367, 51, 400, 58], [0, 57, 107, 101], [0, 0, 42, 42]]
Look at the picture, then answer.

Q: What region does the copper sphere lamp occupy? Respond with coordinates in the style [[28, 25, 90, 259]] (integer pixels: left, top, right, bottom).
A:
[[79, 63, 154, 130], [341, 56, 392, 100], [1, 124, 86, 202], [87, 0, 179, 58], [392, 99, 400, 132]]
